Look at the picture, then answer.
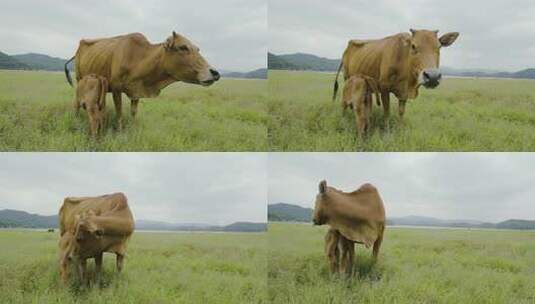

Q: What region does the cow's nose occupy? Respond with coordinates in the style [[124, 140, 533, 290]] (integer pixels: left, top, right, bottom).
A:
[[210, 69, 220, 81], [422, 68, 441, 88]]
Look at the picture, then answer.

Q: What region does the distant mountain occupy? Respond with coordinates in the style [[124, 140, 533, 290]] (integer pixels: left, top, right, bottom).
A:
[[268, 52, 340, 71], [11, 53, 69, 71], [268, 203, 312, 222], [0, 209, 57, 228], [267, 203, 535, 230], [0, 209, 266, 232], [268, 52, 535, 79], [222, 68, 267, 79], [268, 52, 299, 70], [0, 51, 29, 70]]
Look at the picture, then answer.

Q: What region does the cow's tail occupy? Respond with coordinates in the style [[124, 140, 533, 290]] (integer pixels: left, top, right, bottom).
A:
[[332, 61, 343, 101], [64, 56, 75, 87]]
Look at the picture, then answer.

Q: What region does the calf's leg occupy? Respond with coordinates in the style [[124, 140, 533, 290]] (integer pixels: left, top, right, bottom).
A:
[[78, 258, 88, 287], [95, 252, 103, 286], [116, 253, 124, 273], [325, 229, 340, 275], [398, 99, 407, 118], [353, 94, 366, 138], [130, 98, 139, 118], [339, 237, 354, 277]]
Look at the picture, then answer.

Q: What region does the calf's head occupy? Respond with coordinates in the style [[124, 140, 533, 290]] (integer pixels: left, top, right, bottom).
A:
[[162, 31, 220, 86], [408, 29, 459, 90], [73, 211, 103, 245], [78, 75, 107, 137], [312, 180, 330, 225]]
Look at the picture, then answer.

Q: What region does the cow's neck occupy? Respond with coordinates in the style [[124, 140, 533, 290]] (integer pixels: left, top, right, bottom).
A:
[[127, 45, 176, 98]]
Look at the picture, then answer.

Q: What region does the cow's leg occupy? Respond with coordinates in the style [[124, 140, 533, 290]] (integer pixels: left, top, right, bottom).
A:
[[372, 226, 385, 261], [116, 253, 124, 273], [112, 91, 123, 130], [398, 99, 407, 118], [381, 91, 390, 129], [95, 252, 103, 286], [59, 253, 70, 285], [339, 237, 354, 278], [325, 229, 340, 275], [78, 258, 88, 287], [73, 97, 81, 116], [130, 98, 139, 118]]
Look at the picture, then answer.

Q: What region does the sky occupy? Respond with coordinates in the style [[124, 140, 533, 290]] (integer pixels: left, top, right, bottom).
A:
[[0, 153, 267, 225], [268, 153, 535, 222], [0, 0, 267, 72], [269, 0, 535, 71]]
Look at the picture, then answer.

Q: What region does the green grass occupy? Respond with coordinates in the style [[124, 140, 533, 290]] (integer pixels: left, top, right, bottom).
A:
[[268, 70, 535, 151], [0, 70, 267, 151], [269, 223, 535, 304], [0, 230, 266, 303]]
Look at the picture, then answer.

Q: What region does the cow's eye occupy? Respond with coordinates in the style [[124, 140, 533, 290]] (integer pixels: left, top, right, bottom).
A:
[[178, 45, 189, 52], [411, 44, 418, 52]]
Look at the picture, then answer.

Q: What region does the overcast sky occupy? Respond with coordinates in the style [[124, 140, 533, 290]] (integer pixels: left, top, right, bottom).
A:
[[0, 153, 266, 225], [270, 0, 535, 71], [269, 153, 535, 222], [0, 0, 266, 71]]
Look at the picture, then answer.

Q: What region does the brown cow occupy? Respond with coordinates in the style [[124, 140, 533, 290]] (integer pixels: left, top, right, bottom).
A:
[[333, 29, 459, 125], [64, 31, 220, 129], [342, 75, 381, 137], [58, 193, 134, 287], [313, 180, 386, 276], [74, 74, 108, 137]]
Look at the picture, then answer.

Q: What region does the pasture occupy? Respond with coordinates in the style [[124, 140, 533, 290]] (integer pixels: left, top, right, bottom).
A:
[[268, 70, 535, 151], [0, 70, 267, 151], [268, 223, 535, 304], [0, 230, 266, 303]]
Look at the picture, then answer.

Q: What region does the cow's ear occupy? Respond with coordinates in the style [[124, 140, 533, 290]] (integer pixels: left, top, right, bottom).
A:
[[439, 32, 459, 47], [173, 31, 177, 38], [319, 180, 327, 194], [164, 35, 175, 51]]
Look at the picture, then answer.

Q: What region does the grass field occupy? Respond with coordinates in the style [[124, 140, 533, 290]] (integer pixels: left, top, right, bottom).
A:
[[0, 70, 267, 151], [268, 223, 535, 304], [0, 230, 266, 304], [268, 70, 535, 151]]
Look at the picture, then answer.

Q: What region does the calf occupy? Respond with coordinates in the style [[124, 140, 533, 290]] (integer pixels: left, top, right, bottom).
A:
[[342, 75, 381, 137], [74, 74, 108, 137]]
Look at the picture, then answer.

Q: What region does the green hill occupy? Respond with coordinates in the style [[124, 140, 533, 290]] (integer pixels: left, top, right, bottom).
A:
[[222, 68, 267, 79], [0, 209, 57, 228], [11, 53, 69, 71], [0, 51, 29, 70], [268, 53, 340, 71], [268, 203, 312, 222]]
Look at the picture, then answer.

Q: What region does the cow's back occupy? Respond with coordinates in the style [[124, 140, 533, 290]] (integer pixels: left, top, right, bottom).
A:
[[59, 193, 133, 235], [75, 33, 150, 85], [343, 33, 411, 89]]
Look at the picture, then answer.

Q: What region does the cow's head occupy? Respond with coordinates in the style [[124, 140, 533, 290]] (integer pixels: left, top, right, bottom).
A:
[[74, 211, 103, 243], [312, 180, 330, 225], [162, 31, 220, 86], [408, 29, 459, 92]]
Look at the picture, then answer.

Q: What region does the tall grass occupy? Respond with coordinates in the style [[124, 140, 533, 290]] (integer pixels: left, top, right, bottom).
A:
[[0, 70, 267, 151], [268, 223, 535, 303], [0, 230, 266, 303], [268, 70, 535, 151]]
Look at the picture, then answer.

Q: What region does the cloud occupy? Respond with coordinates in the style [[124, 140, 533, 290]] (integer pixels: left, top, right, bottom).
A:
[[268, 153, 535, 222], [269, 0, 535, 71], [0, 0, 267, 71], [0, 152, 267, 225]]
